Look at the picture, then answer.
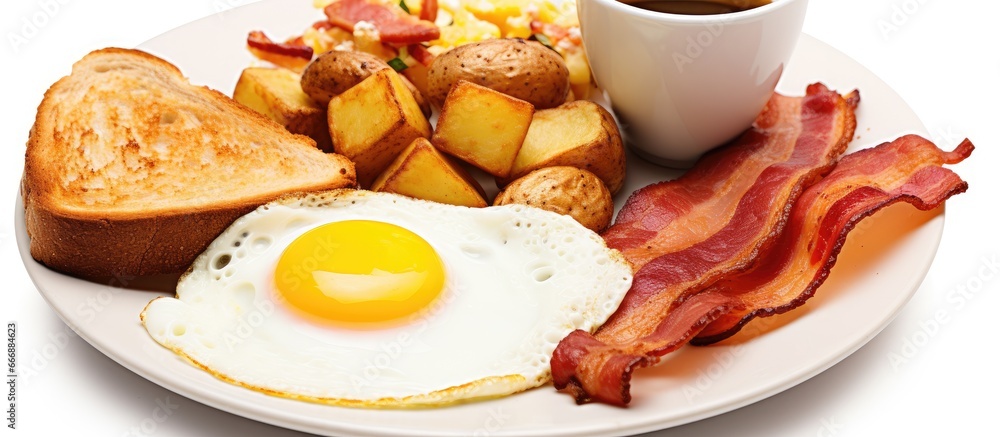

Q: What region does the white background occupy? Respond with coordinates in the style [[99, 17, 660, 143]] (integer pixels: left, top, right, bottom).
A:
[[1, 0, 997, 436]]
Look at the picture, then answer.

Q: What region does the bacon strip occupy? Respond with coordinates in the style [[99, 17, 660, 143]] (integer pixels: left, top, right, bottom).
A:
[[246, 30, 314, 71], [605, 86, 860, 270], [551, 292, 740, 405], [551, 84, 859, 406], [407, 43, 435, 67], [691, 135, 973, 345], [531, 20, 570, 41], [324, 0, 440, 45], [312, 20, 336, 31], [419, 0, 437, 23]]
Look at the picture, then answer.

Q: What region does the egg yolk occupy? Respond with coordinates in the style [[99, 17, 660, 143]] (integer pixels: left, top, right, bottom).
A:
[[274, 220, 445, 325]]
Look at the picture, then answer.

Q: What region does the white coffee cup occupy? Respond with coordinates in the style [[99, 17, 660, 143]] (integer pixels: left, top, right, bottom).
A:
[[577, 0, 809, 167]]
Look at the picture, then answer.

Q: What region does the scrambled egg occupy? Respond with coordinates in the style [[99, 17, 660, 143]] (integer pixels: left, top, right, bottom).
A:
[[306, 0, 590, 96]]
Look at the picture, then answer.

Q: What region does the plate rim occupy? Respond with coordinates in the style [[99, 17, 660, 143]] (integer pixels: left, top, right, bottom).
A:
[[16, 3, 944, 435]]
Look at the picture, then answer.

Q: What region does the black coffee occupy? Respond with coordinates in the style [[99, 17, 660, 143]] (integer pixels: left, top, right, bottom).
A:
[[624, 0, 771, 15]]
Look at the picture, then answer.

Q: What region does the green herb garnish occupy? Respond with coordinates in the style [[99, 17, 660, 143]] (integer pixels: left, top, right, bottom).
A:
[[531, 33, 556, 51], [387, 57, 409, 72]]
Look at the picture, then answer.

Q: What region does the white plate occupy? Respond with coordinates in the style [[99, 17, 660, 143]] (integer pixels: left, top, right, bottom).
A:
[[17, 1, 944, 435]]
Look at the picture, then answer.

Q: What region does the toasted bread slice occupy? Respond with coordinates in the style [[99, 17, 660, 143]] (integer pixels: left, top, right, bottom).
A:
[[23, 48, 357, 279]]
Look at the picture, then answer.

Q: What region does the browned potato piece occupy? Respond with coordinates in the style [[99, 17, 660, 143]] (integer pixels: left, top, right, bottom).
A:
[[301, 51, 390, 105], [499, 100, 626, 194], [431, 81, 534, 178], [399, 75, 432, 119], [233, 67, 333, 152], [494, 167, 613, 233], [427, 38, 570, 109], [371, 138, 488, 207], [328, 69, 431, 188], [302, 50, 431, 117], [401, 62, 431, 101]]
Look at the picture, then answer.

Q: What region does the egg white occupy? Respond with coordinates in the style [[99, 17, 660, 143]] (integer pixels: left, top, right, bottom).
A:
[[141, 189, 633, 407]]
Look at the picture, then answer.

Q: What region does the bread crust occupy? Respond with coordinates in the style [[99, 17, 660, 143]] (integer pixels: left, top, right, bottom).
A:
[[23, 48, 357, 278], [23, 185, 355, 280], [24, 189, 252, 279]]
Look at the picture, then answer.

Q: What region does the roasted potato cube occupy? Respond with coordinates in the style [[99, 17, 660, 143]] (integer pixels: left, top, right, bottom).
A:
[[500, 100, 626, 194], [401, 62, 431, 102], [431, 81, 533, 178], [328, 69, 432, 187], [494, 166, 613, 233], [233, 67, 333, 152], [371, 138, 488, 207]]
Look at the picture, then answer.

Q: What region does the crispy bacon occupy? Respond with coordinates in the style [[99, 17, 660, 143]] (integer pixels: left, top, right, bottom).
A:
[[324, 0, 440, 45], [691, 135, 973, 345], [312, 20, 336, 31], [599, 85, 857, 332], [551, 292, 740, 405], [246, 30, 314, 71], [531, 20, 570, 40], [419, 0, 437, 23], [554, 132, 972, 406], [551, 84, 860, 406], [407, 44, 435, 67], [604, 86, 860, 270]]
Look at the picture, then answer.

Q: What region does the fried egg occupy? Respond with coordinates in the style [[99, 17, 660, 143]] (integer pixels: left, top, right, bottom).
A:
[[140, 189, 632, 407]]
